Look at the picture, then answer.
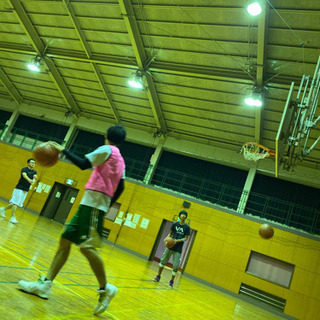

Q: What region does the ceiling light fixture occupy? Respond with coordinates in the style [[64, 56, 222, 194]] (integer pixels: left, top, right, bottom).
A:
[[244, 91, 263, 107], [128, 71, 144, 89], [247, 2, 262, 16], [27, 56, 42, 72]]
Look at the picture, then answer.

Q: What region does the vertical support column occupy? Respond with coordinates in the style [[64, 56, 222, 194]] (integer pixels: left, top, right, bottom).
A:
[[0, 109, 20, 142], [237, 167, 257, 214], [62, 121, 78, 149], [143, 137, 165, 184]]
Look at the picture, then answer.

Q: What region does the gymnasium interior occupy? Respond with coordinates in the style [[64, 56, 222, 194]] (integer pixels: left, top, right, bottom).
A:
[[0, 1, 319, 319]]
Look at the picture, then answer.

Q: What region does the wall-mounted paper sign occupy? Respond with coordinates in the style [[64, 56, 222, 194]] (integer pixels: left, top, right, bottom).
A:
[[114, 218, 122, 225], [124, 220, 136, 229], [118, 211, 124, 218], [36, 182, 43, 193], [126, 213, 133, 221], [140, 218, 149, 229], [133, 214, 140, 224], [124, 219, 131, 227]]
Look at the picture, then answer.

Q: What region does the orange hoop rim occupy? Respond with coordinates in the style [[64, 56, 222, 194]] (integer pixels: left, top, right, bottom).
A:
[[241, 142, 276, 160]]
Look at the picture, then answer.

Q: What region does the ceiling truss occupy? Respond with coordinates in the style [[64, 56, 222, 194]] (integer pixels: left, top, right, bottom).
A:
[[118, 0, 168, 134], [0, 66, 23, 104], [8, 0, 81, 115], [63, 0, 120, 122]]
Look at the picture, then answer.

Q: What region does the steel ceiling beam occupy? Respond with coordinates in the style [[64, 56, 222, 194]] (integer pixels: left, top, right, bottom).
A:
[[255, 2, 269, 143], [0, 42, 253, 83], [0, 67, 23, 104], [8, 0, 81, 115], [63, 0, 120, 122], [1, 43, 306, 88], [118, 0, 167, 134], [0, 42, 289, 86]]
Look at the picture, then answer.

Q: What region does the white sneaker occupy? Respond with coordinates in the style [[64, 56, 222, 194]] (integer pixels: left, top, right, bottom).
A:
[[94, 283, 118, 315], [18, 275, 52, 299], [9, 216, 18, 224], [0, 208, 5, 218]]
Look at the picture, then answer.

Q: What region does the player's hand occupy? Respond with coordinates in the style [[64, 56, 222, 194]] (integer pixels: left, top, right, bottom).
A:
[[48, 141, 64, 152]]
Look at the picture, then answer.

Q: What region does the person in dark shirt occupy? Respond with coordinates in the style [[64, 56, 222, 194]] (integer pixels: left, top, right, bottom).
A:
[[153, 210, 191, 288], [0, 158, 37, 224]]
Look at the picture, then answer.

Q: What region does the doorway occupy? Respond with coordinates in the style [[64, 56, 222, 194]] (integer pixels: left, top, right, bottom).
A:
[[40, 182, 79, 225], [150, 219, 196, 272]]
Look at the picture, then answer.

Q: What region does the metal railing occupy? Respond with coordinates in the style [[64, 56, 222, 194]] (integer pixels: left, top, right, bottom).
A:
[[2, 127, 64, 149], [151, 166, 242, 210], [69, 143, 94, 156], [245, 193, 320, 234]]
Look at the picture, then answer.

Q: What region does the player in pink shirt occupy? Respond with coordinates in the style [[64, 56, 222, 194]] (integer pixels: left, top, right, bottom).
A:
[[18, 125, 126, 316]]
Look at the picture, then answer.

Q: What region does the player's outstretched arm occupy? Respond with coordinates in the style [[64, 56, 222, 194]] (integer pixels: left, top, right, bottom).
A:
[[48, 141, 92, 170], [62, 149, 92, 170]]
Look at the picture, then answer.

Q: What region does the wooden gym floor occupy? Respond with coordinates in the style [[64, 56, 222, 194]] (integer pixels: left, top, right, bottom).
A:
[[0, 201, 289, 320]]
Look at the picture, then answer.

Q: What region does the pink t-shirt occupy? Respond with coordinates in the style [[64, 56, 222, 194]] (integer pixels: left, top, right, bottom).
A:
[[80, 145, 125, 212]]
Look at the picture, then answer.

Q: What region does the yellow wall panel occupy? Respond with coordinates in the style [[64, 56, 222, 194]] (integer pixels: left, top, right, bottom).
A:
[[213, 264, 240, 293], [103, 219, 113, 230], [310, 273, 320, 298], [108, 222, 121, 243], [284, 291, 308, 320], [291, 267, 318, 297], [191, 256, 217, 285], [305, 297, 320, 320], [292, 238, 320, 272], [222, 245, 250, 272], [138, 234, 155, 257]]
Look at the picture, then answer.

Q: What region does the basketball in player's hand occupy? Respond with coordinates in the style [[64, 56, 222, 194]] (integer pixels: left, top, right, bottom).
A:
[[259, 224, 274, 239], [164, 237, 175, 248], [33, 143, 59, 167]]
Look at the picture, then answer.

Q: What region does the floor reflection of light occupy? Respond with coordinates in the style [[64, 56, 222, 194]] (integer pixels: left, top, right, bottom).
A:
[[30, 253, 39, 267]]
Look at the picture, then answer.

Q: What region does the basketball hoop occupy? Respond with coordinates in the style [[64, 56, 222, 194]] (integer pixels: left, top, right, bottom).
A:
[[241, 142, 275, 162]]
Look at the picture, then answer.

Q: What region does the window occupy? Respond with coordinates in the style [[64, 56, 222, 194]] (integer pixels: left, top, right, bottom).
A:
[[246, 251, 295, 288]]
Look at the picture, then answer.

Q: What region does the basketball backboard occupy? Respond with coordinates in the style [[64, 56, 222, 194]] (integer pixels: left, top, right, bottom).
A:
[[275, 82, 296, 177], [275, 56, 320, 177]]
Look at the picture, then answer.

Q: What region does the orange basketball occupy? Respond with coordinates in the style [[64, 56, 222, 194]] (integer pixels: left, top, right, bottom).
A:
[[33, 143, 59, 167], [164, 237, 175, 249], [259, 224, 274, 239]]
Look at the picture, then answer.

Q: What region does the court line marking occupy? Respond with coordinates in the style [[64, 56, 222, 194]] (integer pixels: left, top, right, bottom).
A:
[[0, 248, 198, 318], [21, 313, 117, 320], [0, 245, 121, 320], [22, 314, 89, 320]]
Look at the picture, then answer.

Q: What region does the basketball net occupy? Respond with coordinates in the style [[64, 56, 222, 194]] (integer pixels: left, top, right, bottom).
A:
[[241, 142, 275, 162]]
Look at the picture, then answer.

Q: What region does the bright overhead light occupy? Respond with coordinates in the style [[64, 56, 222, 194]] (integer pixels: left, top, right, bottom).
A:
[[128, 78, 143, 89], [128, 72, 144, 89], [244, 92, 263, 107], [247, 2, 262, 16], [27, 56, 41, 72], [27, 63, 40, 72]]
